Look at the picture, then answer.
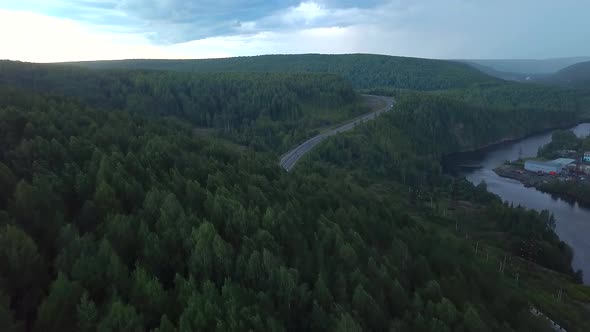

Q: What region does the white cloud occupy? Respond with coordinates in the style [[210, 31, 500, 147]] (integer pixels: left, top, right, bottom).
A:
[[283, 1, 326, 25], [0, 9, 231, 62]]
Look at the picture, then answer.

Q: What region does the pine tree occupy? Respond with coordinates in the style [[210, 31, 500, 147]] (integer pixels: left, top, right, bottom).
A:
[[77, 292, 98, 332]]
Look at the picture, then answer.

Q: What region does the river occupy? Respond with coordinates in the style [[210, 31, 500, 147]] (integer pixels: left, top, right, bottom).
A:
[[445, 123, 590, 284]]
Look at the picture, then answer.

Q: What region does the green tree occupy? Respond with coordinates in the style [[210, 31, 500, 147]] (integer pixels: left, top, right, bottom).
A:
[[390, 279, 409, 316], [130, 266, 167, 329], [98, 299, 144, 332], [77, 292, 98, 332], [430, 318, 451, 332], [435, 298, 458, 326], [0, 291, 21, 332], [313, 273, 334, 310], [0, 225, 45, 321], [189, 222, 233, 281], [35, 273, 83, 332], [310, 301, 329, 331], [11, 180, 38, 234], [352, 284, 385, 330], [178, 280, 222, 332], [0, 162, 16, 207], [420, 280, 442, 302], [464, 305, 487, 332], [94, 181, 119, 216], [334, 312, 362, 332], [153, 315, 176, 332]]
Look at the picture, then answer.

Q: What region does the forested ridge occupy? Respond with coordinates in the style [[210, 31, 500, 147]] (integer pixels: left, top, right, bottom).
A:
[[62, 53, 499, 91], [1, 60, 589, 331], [545, 61, 590, 88], [0, 60, 364, 152], [365, 83, 590, 154], [538, 130, 590, 159], [461, 58, 590, 76], [305, 97, 580, 276], [58, 54, 590, 151]]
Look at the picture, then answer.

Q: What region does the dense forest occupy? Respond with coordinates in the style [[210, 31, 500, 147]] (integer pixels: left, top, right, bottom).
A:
[[62, 54, 498, 91], [1, 60, 590, 331], [0, 84, 571, 332], [305, 100, 581, 277], [0, 61, 365, 151], [458, 62, 532, 82], [59, 54, 590, 152], [538, 130, 590, 159], [361, 85, 590, 155]]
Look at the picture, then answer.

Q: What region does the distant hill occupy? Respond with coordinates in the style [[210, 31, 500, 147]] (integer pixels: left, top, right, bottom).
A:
[[61, 53, 498, 91], [460, 61, 534, 82], [546, 61, 590, 88], [462, 57, 590, 75]]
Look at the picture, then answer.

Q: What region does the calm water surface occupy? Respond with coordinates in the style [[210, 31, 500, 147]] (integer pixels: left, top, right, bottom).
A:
[[446, 123, 590, 283]]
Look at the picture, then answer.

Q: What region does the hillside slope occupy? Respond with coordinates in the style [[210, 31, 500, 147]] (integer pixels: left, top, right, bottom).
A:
[[62, 53, 499, 90], [0, 60, 364, 151], [547, 61, 590, 88], [464, 57, 590, 75], [459, 61, 532, 81], [1, 80, 589, 331]]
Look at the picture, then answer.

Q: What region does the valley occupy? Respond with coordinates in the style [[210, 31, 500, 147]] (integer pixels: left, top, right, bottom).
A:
[[4, 1, 590, 330], [280, 95, 394, 171], [1, 54, 590, 331]]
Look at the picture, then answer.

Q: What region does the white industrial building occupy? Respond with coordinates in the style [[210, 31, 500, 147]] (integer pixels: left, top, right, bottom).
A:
[[524, 158, 575, 174]]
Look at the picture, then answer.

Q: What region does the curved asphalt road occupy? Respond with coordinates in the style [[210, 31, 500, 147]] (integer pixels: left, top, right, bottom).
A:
[[279, 95, 395, 171]]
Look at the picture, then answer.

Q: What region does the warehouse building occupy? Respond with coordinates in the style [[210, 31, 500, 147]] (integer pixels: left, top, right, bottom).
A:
[[552, 158, 576, 167], [524, 160, 562, 174]]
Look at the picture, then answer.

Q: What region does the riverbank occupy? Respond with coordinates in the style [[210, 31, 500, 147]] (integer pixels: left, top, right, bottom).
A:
[[446, 122, 590, 284], [446, 119, 590, 157], [539, 181, 590, 206], [493, 164, 550, 187], [493, 164, 590, 206]]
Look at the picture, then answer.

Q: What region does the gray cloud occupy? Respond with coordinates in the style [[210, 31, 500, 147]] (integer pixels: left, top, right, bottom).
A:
[[4, 0, 390, 43], [115, 0, 391, 43]]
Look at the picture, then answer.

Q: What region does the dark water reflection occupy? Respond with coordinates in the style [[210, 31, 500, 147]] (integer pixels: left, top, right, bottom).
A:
[[445, 123, 590, 283]]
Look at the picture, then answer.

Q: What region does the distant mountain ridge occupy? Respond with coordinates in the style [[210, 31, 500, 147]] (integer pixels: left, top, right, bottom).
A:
[[61, 53, 498, 91], [459, 61, 536, 82], [461, 57, 590, 75], [547, 61, 590, 88]]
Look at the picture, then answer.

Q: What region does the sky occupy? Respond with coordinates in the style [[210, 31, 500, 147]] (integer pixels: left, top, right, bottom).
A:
[[0, 0, 589, 62]]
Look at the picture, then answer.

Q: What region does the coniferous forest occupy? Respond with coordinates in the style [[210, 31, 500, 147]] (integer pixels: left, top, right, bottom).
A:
[[62, 54, 498, 90], [1, 57, 590, 332]]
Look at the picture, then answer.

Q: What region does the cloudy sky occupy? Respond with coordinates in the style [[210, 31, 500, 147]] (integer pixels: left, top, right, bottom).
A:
[[0, 0, 589, 62]]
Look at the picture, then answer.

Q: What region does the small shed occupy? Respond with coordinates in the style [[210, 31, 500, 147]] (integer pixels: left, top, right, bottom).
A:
[[524, 160, 562, 174], [556, 150, 577, 158], [580, 165, 590, 175]]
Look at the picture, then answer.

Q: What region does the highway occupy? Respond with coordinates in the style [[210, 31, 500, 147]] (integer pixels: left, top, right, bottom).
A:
[[279, 95, 395, 172]]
